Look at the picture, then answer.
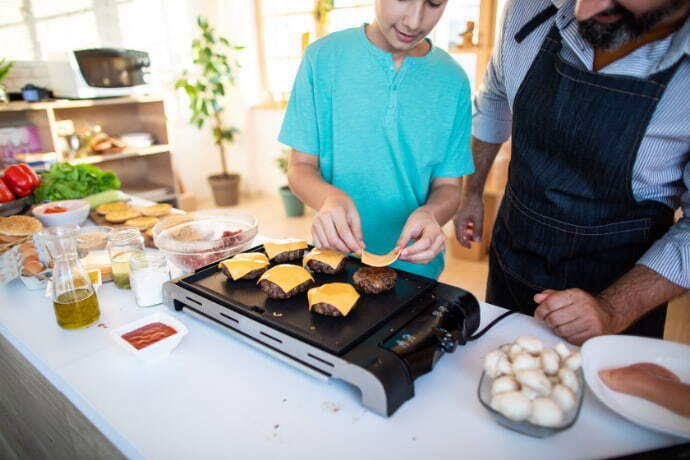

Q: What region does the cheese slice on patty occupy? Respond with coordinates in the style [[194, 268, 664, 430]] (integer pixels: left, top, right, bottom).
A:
[[303, 248, 346, 269], [258, 264, 314, 293], [308, 283, 360, 317], [218, 252, 270, 280], [263, 241, 308, 260]]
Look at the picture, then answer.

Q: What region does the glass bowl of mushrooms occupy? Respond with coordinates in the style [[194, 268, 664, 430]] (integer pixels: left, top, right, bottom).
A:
[[477, 335, 585, 438]]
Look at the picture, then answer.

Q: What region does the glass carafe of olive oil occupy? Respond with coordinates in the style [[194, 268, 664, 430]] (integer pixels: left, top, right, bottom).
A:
[[40, 225, 101, 329]]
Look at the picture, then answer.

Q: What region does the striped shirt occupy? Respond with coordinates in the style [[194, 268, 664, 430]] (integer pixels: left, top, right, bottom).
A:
[[473, 0, 690, 289]]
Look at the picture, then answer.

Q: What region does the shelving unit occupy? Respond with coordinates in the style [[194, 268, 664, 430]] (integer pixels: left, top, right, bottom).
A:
[[0, 96, 179, 205]]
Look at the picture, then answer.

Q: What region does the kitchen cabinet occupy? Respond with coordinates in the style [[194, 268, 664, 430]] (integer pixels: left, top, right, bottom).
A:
[[0, 96, 179, 205]]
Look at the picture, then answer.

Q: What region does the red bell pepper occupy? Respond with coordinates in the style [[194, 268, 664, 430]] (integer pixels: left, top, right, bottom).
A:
[[0, 177, 15, 203], [2, 164, 40, 197]]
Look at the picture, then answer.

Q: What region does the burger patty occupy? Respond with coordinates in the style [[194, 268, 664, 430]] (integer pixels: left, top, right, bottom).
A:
[[220, 264, 267, 280], [270, 249, 307, 263], [305, 258, 346, 275], [353, 267, 397, 294], [259, 279, 314, 299], [311, 302, 343, 317]]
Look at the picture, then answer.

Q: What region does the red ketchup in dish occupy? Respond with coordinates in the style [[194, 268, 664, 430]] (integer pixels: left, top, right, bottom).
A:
[[121, 322, 177, 350], [44, 206, 68, 214]]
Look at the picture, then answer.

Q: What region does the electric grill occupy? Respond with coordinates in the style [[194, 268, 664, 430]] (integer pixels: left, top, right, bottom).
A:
[[162, 246, 480, 416]]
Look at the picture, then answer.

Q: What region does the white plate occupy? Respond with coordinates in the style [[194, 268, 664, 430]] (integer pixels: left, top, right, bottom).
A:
[[582, 335, 690, 439]]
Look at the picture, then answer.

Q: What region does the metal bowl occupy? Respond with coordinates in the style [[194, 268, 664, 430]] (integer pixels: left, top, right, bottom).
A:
[[0, 196, 32, 217]]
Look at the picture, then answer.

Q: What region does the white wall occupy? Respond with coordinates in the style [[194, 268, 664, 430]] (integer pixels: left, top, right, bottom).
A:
[[1, 0, 287, 203]]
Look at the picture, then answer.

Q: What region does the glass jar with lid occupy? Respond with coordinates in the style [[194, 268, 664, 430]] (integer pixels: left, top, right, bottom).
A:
[[40, 224, 101, 329], [107, 228, 145, 289]]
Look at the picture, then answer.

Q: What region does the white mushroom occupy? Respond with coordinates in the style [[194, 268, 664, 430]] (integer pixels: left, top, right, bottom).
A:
[[563, 351, 582, 371], [521, 386, 540, 400], [555, 342, 571, 360], [528, 398, 564, 427], [507, 343, 524, 361], [541, 348, 560, 376], [558, 368, 579, 394], [512, 352, 541, 372], [492, 376, 520, 395], [492, 391, 533, 422], [516, 335, 543, 355], [515, 369, 552, 397], [551, 384, 576, 413], [484, 350, 507, 378], [498, 353, 513, 376]]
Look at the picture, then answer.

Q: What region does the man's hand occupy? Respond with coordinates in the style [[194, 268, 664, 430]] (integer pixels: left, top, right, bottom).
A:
[[312, 192, 364, 254], [453, 193, 484, 248], [396, 209, 445, 264], [533, 289, 623, 345]]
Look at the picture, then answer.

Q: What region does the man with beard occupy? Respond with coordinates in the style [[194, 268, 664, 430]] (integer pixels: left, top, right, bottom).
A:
[[454, 0, 689, 344]]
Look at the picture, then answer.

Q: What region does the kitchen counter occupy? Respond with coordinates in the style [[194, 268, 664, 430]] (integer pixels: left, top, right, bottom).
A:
[[0, 258, 685, 459]]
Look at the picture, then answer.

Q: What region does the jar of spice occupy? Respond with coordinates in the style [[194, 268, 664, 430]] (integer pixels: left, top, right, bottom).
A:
[[129, 252, 170, 307], [107, 228, 145, 289]]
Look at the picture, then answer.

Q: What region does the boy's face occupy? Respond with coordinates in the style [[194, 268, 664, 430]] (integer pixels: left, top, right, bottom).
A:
[[373, 0, 447, 53]]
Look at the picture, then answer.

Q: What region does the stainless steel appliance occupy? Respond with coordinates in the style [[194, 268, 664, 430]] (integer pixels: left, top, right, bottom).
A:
[[163, 245, 480, 417]]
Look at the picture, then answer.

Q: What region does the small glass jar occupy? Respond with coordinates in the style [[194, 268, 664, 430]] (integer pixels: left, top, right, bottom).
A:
[[129, 252, 170, 307], [107, 228, 145, 289]]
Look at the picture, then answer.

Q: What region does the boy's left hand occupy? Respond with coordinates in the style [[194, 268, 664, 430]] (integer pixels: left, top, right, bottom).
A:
[[395, 209, 446, 264]]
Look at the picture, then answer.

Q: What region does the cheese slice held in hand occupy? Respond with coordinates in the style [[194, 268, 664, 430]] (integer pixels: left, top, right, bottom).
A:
[[361, 249, 399, 267]]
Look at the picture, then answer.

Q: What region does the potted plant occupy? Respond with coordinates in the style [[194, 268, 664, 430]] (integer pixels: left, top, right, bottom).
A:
[[276, 149, 304, 217], [0, 59, 13, 103], [175, 16, 243, 206]]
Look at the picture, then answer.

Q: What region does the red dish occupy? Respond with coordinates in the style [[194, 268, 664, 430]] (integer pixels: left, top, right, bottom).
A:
[[121, 322, 177, 350]]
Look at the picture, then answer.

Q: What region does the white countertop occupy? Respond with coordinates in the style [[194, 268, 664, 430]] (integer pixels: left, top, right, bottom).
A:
[[0, 255, 684, 459]]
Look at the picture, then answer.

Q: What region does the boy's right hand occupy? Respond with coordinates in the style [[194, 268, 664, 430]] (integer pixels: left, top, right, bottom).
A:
[[453, 193, 484, 248], [313, 192, 365, 254]]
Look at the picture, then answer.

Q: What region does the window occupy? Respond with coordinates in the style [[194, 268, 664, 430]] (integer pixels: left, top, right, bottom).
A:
[[255, 0, 500, 104]]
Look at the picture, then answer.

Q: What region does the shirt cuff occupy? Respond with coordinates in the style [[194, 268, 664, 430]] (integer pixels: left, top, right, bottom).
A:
[[638, 237, 690, 289], [472, 111, 512, 144]]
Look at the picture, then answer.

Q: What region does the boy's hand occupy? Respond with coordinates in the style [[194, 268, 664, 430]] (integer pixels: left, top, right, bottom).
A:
[[453, 193, 484, 248], [313, 192, 365, 254], [396, 209, 445, 264]]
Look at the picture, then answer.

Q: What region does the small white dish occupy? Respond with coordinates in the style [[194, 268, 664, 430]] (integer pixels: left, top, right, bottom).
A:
[[33, 199, 90, 227], [582, 335, 690, 439], [110, 312, 188, 362]]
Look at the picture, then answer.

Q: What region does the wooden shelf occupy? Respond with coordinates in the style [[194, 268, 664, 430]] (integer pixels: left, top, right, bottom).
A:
[[69, 144, 171, 165], [0, 95, 164, 112]]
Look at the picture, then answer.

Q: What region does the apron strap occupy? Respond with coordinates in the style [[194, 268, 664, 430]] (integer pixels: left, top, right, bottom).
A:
[[515, 4, 558, 44]]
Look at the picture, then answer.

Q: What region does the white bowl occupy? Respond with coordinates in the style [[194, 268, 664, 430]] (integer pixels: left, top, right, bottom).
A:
[[110, 312, 188, 362], [33, 199, 90, 227]]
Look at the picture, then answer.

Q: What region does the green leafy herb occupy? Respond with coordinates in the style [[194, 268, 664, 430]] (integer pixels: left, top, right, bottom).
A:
[[33, 162, 121, 202]]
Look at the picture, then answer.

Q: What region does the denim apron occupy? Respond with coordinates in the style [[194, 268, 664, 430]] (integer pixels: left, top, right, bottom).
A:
[[487, 9, 681, 337]]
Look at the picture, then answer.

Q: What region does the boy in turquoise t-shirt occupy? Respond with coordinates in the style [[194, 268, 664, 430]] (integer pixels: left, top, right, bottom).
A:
[[278, 0, 473, 279]]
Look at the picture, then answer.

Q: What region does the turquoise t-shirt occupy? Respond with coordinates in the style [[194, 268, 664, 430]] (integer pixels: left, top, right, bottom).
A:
[[278, 25, 474, 279]]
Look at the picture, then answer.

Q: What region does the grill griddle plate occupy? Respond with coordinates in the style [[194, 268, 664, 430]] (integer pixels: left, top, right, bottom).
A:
[[180, 256, 435, 355], [165, 246, 480, 416]]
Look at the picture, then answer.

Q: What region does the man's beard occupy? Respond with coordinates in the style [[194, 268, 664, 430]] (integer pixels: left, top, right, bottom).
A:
[[578, 0, 687, 51]]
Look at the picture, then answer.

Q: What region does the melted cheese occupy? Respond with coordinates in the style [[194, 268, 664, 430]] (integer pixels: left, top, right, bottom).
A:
[[303, 248, 346, 269], [218, 253, 269, 280], [263, 241, 308, 260], [308, 283, 360, 317], [258, 264, 314, 293]]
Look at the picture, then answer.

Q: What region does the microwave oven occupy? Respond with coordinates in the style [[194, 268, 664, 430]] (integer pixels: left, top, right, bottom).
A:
[[48, 48, 155, 99]]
